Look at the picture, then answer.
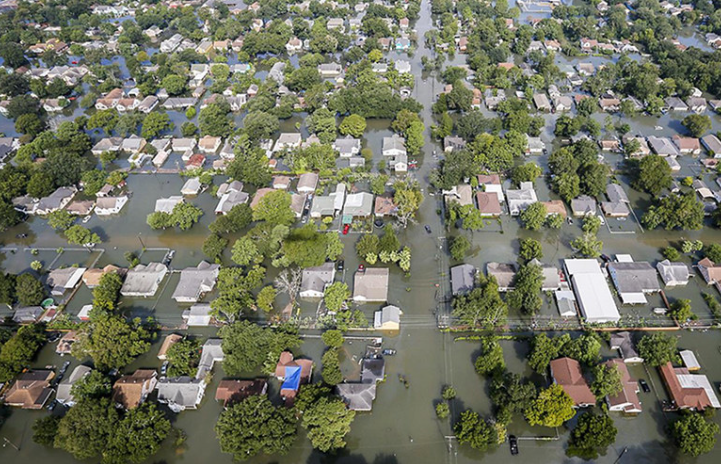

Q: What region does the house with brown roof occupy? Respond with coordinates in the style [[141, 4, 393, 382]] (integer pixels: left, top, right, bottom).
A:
[[659, 362, 720, 410], [605, 359, 642, 414], [82, 265, 124, 288], [215, 379, 268, 407], [486, 262, 516, 292], [56, 330, 78, 355], [4, 370, 55, 409], [158, 334, 183, 360], [374, 196, 398, 217], [541, 200, 567, 219], [550, 357, 595, 407], [672, 135, 701, 155], [476, 191, 502, 216], [112, 369, 158, 409], [275, 351, 313, 403], [353, 268, 389, 302], [697, 258, 721, 287]]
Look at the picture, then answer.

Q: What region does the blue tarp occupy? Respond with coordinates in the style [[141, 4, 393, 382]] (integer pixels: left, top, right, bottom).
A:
[[281, 366, 301, 391]]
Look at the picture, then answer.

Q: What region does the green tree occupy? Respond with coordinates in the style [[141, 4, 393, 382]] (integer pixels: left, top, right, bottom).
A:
[[47, 209, 75, 231], [671, 413, 720, 457], [70, 370, 112, 401], [92, 272, 124, 312], [525, 384, 576, 428], [171, 202, 204, 230], [528, 333, 560, 374], [339, 114, 366, 137], [356, 234, 379, 263], [232, 236, 262, 266], [256, 286, 277, 313], [216, 395, 297, 460], [637, 333, 680, 367], [200, 102, 233, 138], [449, 235, 471, 261], [243, 111, 279, 141], [682, 114, 712, 137], [518, 238, 542, 262], [507, 263, 543, 314], [582, 215, 602, 234], [72, 315, 153, 371], [489, 372, 537, 416], [662, 246, 681, 261], [634, 155, 672, 195], [103, 403, 171, 464], [566, 412, 618, 460], [452, 275, 507, 328], [203, 233, 229, 261], [669, 298, 696, 322], [591, 364, 623, 399], [0, 324, 46, 382], [321, 348, 343, 385], [520, 202, 547, 230], [166, 338, 201, 377], [321, 329, 344, 349], [511, 163, 542, 186], [141, 112, 173, 139], [161, 75, 187, 96], [219, 321, 302, 375], [454, 410, 498, 451], [324, 282, 349, 312], [436, 402, 450, 419], [705, 243, 721, 262], [474, 336, 505, 376], [253, 190, 294, 226], [301, 397, 355, 452], [571, 232, 603, 257], [15, 273, 46, 307], [54, 398, 119, 460], [33, 415, 60, 446], [65, 225, 101, 247]]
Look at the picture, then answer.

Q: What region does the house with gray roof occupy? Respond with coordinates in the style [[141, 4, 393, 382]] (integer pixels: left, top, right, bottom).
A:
[[608, 261, 661, 304], [196, 339, 224, 380], [333, 136, 361, 157], [157, 377, 206, 413], [318, 63, 343, 78], [47, 267, 86, 296], [361, 358, 385, 383], [336, 383, 376, 411], [34, 187, 77, 215], [343, 192, 374, 218], [451, 264, 476, 295], [373, 305, 402, 331], [56, 365, 92, 406], [353, 268, 389, 302], [297, 172, 319, 193], [701, 134, 721, 156], [215, 190, 249, 215], [155, 196, 184, 214], [571, 195, 598, 217], [487, 263, 517, 292], [120, 263, 168, 297], [505, 182, 537, 216], [382, 134, 406, 157], [171, 261, 220, 303], [299, 263, 336, 299], [529, 259, 561, 291], [610, 332, 643, 363], [657, 260, 690, 286], [647, 136, 680, 157], [13, 307, 44, 324]]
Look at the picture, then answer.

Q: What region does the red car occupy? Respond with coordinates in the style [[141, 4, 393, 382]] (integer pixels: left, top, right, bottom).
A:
[[342, 224, 350, 235], [71, 60, 78, 64]]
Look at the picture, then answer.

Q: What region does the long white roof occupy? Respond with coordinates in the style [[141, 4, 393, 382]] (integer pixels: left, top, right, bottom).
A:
[[564, 259, 620, 323]]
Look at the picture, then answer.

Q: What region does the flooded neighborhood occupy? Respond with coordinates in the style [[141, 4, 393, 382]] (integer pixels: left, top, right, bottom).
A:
[[2, 0, 721, 463]]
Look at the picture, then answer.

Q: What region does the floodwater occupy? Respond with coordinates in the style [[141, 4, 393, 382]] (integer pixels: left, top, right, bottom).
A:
[[3, 1, 721, 463]]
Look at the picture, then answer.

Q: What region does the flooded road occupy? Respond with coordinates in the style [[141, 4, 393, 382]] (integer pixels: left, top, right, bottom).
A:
[[2, 1, 721, 463]]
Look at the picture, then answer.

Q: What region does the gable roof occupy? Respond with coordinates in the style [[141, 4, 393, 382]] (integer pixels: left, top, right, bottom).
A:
[[550, 357, 595, 406]]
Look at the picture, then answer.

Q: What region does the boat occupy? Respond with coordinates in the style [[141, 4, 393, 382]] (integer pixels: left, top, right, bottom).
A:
[[653, 307, 667, 315], [382, 349, 396, 356]]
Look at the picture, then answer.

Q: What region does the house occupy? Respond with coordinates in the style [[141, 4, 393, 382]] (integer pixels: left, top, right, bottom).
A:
[[56, 330, 78, 355], [318, 63, 343, 78], [13, 306, 44, 324], [605, 359, 642, 414], [526, 136, 546, 155], [291, 193, 307, 219], [659, 362, 721, 410], [529, 259, 561, 291], [343, 192, 374, 219], [657, 260, 690, 286], [215, 190, 249, 215], [332, 136, 361, 157], [120, 263, 168, 297], [382, 134, 406, 158], [374, 305, 402, 331], [553, 95, 574, 112], [196, 339, 225, 380], [374, 196, 397, 217], [183, 303, 213, 327], [276, 351, 313, 403], [157, 377, 206, 412], [297, 172, 319, 193], [299, 263, 336, 299], [327, 18, 344, 30], [56, 365, 92, 406], [198, 136, 221, 154], [172, 261, 220, 303], [610, 332, 643, 363], [701, 134, 721, 156], [112, 369, 158, 409], [47, 267, 86, 296], [476, 191, 502, 217], [505, 182, 537, 216], [680, 350, 701, 371], [443, 136, 466, 153], [486, 262, 516, 292], [608, 261, 661, 304], [155, 196, 184, 214], [158, 334, 184, 360], [34, 187, 77, 215], [4, 370, 55, 409], [564, 259, 620, 323], [353, 268, 389, 302], [697, 257, 721, 285], [647, 136, 680, 157], [673, 135, 701, 155], [541, 200, 567, 219], [451, 264, 476, 295], [286, 36, 303, 53], [666, 96, 688, 112], [533, 93, 552, 112], [215, 379, 268, 407], [273, 133, 302, 152], [602, 184, 630, 218], [444, 185, 473, 208], [571, 196, 597, 217], [477, 174, 503, 203], [95, 196, 128, 215], [599, 98, 621, 112], [337, 383, 377, 411], [550, 357, 595, 407], [82, 265, 123, 288]]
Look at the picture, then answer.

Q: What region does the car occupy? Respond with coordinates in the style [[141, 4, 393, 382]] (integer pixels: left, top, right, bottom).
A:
[[161, 361, 169, 376], [342, 224, 350, 235], [374, 219, 384, 228], [358, 264, 365, 272], [509, 435, 518, 455], [71, 60, 78, 64], [600, 254, 611, 263], [336, 260, 344, 271], [639, 379, 650, 393], [382, 349, 396, 356], [424, 225, 432, 234]]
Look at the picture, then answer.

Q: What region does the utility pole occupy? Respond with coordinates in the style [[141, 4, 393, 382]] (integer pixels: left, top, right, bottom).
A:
[[2, 436, 20, 451], [137, 232, 145, 250]]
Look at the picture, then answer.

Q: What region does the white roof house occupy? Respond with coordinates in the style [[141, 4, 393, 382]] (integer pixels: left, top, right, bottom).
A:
[[564, 259, 620, 323], [47, 267, 86, 296], [374, 305, 402, 331], [95, 196, 128, 216], [506, 182, 538, 216], [56, 365, 92, 406], [183, 304, 213, 326], [120, 263, 168, 297], [181, 177, 202, 196], [657, 260, 690, 286], [156, 377, 206, 413], [155, 196, 184, 214], [343, 192, 374, 218]]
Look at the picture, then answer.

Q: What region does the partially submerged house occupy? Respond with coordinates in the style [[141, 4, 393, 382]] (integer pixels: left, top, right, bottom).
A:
[[276, 351, 313, 403], [215, 379, 268, 407], [47, 267, 86, 296], [486, 262, 516, 292], [505, 182, 537, 216], [156, 377, 206, 412], [608, 261, 661, 304], [299, 263, 336, 299], [158, 334, 184, 360], [659, 362, 720, 410], [657, 260, 691, 286], [550, 357, 595, 408], [564, 259, 620, 323], [120, 263, 168, 297], [605, 359, 642, 414], [353, 268, 389, 302], [374, 305, 402, 331], [56, 365, 92, 407], [4, 370, 55, 409], [451, 264, 476, 295], [610, 332, 643, 363], [183, 303, 213, 327], [171, 261, 220, 303], [112, 369, 158, 409]]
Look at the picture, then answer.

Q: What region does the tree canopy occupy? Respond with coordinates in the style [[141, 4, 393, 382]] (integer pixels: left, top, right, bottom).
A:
[[524, 384, 576, 428]]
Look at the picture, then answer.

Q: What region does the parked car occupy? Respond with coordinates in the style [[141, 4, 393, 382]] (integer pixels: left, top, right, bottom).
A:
[[336, 260, 344, 271], [343, 224, 350, 235], [424, 225, 432, 234], [639, 379, 650, 393], [509, 435, 518, 455]]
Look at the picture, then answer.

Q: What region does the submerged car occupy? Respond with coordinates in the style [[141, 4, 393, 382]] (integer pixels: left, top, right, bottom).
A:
[[509, 435, 518, 455]]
